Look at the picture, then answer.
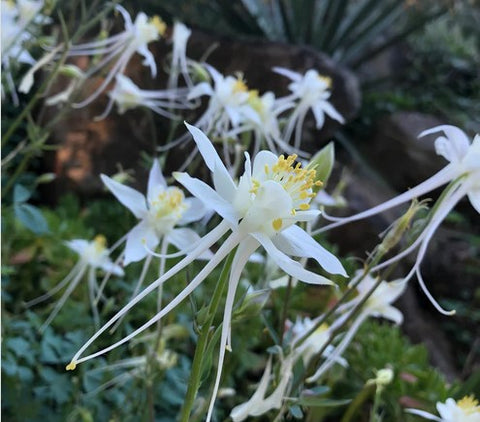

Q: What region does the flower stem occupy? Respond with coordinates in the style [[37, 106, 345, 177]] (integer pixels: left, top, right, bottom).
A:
[[178, 249, 236, 422], [340, 383, 376, 422]]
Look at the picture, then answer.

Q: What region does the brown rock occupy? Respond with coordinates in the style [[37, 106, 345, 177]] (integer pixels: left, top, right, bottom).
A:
[[365, 111, 446, 191]]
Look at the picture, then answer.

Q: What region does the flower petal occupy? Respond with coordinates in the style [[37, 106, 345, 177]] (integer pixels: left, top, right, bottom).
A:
[[230, 358, 272, 422], [252, 232, 334, 285], [178, 197, 207, 224], [468, 187, 480, 214], [272, 67, 301, 82], [184, 122, 237, 200], [174, 172, 238, 225], [167, 228, 213, 259], [124, 221, 159, 265], [101, 174, 147, 219], [147, 159, 166, 200], [420, 125, 470, 163], [66, 239, 89, 256], [273, 225, 347, 276]]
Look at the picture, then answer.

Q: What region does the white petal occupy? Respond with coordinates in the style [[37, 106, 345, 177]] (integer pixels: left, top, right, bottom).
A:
[[252, 232, 334, 285], [252, 150, 278, 179], [184, 122, 223, 172], [405, 409, 442, 421], [468, 188, 480, 214], [167, 228, 213, 259], [178, 197, 207, 224], [320, 101, 345, 124], [274, 225, 347, 276], [124, 221, 159, 265], [187, 82, 213, 99], [311, 104, 325, 129], [101, 174, 147, 219], [174, 172, 238, 225], [230, 358, 272, 422], [147, 159, 166, 200], [272, 67, 301, 82], [185, 123, 237, 199], [100, 260, 125, 276], [421, 125, 471, 165], [213, 160, 237, 202], [375, 306, 403, 324], [66, 239, 89, 255]]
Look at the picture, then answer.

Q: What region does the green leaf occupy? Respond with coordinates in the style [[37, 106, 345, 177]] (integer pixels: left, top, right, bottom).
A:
[[308, 142, 335, 190], [13, 184, 31, 204], [14, 203, 49, 234], [296, 396, 351, 407], [289, 404, 304, 419]]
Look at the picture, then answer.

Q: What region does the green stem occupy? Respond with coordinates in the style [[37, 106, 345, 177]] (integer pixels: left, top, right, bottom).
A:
[[178, 249, 236, 422], [340, 383, 376, 422]]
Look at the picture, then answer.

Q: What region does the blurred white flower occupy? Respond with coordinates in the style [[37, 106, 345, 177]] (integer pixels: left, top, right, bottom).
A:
[[1, 0, 49, 104], [230, 355, 294, 422], [167, 21, 193, 89], [274, 67, 344, 149], [316, 125, 479, 315], [66, 5, 166, 108], [307, 271, 406, 382], [26, 235, 123, 331], [101, 159, 208, 266], [407, 395, 480, 422], [231, 317, 348, 421], [96, 74, 192, 120]]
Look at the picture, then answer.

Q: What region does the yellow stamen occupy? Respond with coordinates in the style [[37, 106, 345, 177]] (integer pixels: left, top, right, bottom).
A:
[[458, 395, 479, 414], [318, 75, 332, 88], [66, 362, 77, 371], [151, 16, 166, 35], [314, 323, 329, 334], [233, 78, 248, 93], [272, 218, 282, 231], [263, 154, 320, 215]]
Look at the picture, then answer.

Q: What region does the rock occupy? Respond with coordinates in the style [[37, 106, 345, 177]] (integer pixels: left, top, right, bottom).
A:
[[364, 111, 446, 192], [42, 28, 360, 201]]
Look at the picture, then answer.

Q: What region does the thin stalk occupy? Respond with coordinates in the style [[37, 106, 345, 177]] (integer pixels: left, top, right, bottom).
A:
[[279, 276, 293, 346], [341, 383, 376, 422], [178, 249, 236, 422], [295, 247, 385, 349]]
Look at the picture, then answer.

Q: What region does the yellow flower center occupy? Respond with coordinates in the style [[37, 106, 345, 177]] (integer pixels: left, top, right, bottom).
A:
[[318, 75, 332, 88], [257, 154, 322, 231], [93, 235, 107, 253], [458, 395, 479, 415], [150, 187, 186, 220], [150, 15, 166, 36], [233, 78, 248, 93], [314, 323, 329, 334]]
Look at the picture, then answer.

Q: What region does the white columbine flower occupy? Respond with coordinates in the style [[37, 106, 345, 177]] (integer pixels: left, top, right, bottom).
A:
[[230, 355, 294, 422], [231, 318, 347, 421], [226, 90, 298, 157], [101, 159, 207, 266], [407, 395, 480, 422], [26, 235, 124, 331], [67, 123, 347, 422], [96, 74, 192, 120], [167, 21, 193, 89], [315, 125, 480, 315], [273, 67, 345, 150], [307, 271, 406, 382], [1, 0, 46, 104], [67, 5, 166, 108]]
